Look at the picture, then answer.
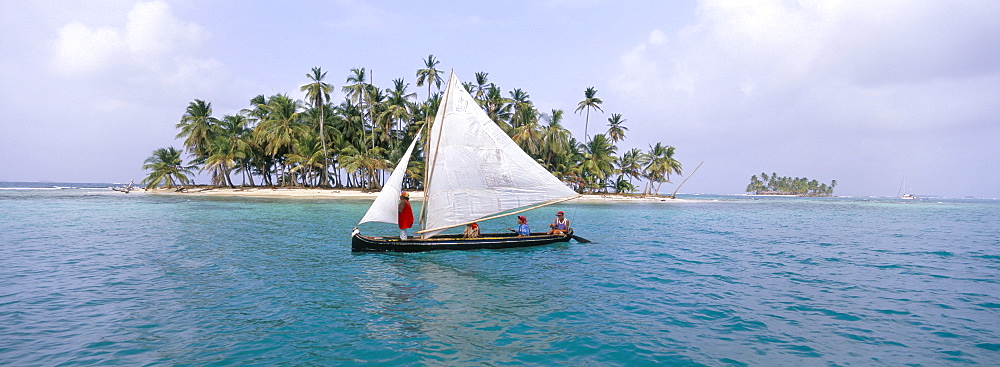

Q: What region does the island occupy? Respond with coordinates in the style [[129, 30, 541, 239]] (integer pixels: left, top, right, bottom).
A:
[[746, 173, 837, 197], [140, 57, 688, 197]]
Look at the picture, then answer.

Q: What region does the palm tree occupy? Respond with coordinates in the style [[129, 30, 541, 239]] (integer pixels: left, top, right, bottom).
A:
[[256, 94, 303, 185], [618, 147, 647, 186], [574, 86, 603, 143], [409, 91, 440, 154], [301, 67, 332, 187], [606, 113, 628, 144], [286, 133, 325, 186], [176, 99, 219, 163], [581, 134, 618, 193], [380, 78, 416, 150], [241, 95, 274, 186], [508, 88, 532, 129], [242, 95, 269, 123], [483, 85, 512, 130], [539, 109, 570, 170], [334, 100, 364, 144], [643, 143, 682, 195], [202, 136, 236, 187], [341, 147, 390, 191], [343, 68, 368, 108], [344, 68, 373, 150], [326, 133, 354, 188], [560, 137, 587, 192], [218, 113, 254, 186], [472, 72, 490, 101], [511, 107, 543, 156], [613, 176, 637, 194], [416, 54, 443, 100], [364, 86, 388, 149], [201, 114, 250, 187], [141, 147, 195, 189]]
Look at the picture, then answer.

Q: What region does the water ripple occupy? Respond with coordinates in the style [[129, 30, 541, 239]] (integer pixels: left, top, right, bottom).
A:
[[0, 192, 998, 365]]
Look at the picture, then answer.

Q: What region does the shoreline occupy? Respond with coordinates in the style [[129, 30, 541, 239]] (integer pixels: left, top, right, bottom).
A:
[[143, 187, 691, 203]]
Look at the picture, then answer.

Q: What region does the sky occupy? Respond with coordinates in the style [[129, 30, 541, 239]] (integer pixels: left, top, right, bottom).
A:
[[1, 0, 998, 198]]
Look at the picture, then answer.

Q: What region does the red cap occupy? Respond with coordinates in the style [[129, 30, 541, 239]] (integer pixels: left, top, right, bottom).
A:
[[556, 211, 564, 215], [517, 215, 527, 222]]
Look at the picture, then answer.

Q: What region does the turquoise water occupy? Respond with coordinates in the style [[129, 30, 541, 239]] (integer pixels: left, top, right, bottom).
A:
[[1, 185, 998, 365]]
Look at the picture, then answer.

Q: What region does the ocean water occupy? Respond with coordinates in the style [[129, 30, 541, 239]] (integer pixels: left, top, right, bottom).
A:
[[1, 184, 998, 366]]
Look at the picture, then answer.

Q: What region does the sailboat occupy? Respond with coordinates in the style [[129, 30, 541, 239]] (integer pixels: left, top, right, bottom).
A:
[[898, 178, 917, 200], [352, 71, 582, 252]]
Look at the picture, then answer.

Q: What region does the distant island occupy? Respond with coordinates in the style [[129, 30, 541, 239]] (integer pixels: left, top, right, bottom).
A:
[[746, 173, 836, 196], [142, 56, 685, 196]]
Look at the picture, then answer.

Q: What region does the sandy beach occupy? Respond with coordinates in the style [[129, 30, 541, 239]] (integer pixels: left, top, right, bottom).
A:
[[144, 187, 688, 202]]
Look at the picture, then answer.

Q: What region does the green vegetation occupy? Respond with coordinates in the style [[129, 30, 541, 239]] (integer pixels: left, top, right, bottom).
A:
[[142, 56, 683, 194], [746, 172, 837, 196], [141, 147, 195, 189]]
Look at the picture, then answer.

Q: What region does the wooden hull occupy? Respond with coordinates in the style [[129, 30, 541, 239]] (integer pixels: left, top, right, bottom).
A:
[[351, 230, 574, 252]]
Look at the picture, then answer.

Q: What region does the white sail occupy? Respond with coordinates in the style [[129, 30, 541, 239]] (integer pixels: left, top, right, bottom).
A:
[[420, 72, 578, 237], [358, 133, 421, 225]]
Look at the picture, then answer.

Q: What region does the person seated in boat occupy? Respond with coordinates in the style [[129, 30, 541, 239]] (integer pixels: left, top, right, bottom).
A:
[[463, 222, 480, 238], [508, 216, 530, 237], [398, 191, 414, 239], [547, 210, 570, 235]]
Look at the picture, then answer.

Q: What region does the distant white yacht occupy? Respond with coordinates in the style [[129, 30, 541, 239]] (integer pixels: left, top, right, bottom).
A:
[[898, 178, 917, 200]]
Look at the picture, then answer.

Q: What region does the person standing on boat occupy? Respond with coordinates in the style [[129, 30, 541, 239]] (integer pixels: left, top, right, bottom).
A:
[[508, 216, 530, 237], [398, 191, 414, 239], [548, 211, 570, 235]]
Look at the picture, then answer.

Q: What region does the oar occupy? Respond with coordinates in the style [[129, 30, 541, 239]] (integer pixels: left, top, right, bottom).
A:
[[571, 235, 592, 243]]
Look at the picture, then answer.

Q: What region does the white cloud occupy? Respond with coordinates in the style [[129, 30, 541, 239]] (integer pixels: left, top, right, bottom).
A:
[[615, 30, 672, 97], [124, 1, 207, 66], [48, 0, 232, 112], [648, 29, 666, 45], [53, 22, 124, 75], [52, 1, 212, 81]]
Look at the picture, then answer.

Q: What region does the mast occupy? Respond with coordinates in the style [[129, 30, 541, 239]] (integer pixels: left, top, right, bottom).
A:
[[370, 69, 375, 150], [418, 69, 454, 233], [416, 123, 430, 226]]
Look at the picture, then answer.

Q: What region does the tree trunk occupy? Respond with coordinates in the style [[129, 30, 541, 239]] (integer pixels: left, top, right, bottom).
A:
[[246, 163, 256, 186], [319, 107, 329, 188], [333, 164, 341, 188]]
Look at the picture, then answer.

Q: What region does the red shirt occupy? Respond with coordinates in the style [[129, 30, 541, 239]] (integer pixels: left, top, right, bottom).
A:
[[398, 199, 414, 229]]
